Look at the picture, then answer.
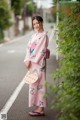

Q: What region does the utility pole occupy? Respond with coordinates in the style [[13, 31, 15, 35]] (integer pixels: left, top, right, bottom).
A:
[[56, 0, 59, 60]]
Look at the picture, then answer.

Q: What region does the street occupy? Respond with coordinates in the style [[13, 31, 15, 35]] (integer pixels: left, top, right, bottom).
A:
[[0, 23, 58, 120]]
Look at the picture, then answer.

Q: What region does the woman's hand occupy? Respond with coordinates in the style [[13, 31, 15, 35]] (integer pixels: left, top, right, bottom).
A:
[[24, 61, 31, 69]]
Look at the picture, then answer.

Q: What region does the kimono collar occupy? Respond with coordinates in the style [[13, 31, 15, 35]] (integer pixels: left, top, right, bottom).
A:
[[31, 31, 48, 43], [36, 31, 48, 36]]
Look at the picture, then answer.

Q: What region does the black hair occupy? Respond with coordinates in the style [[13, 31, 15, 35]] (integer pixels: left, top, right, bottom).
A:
[[32, 15, 43, 29]]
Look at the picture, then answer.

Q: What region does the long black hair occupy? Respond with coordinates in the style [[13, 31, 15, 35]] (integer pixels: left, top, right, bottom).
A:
[[32, 15, 43, 29]]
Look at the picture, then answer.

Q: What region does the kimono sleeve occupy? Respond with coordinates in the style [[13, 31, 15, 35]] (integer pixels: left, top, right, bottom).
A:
[[24, 40, 31, 62], [30, 34, 49, 64]]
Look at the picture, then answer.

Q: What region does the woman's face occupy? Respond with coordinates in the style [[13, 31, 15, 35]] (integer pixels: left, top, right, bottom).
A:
[[32, 19, 43, 32]]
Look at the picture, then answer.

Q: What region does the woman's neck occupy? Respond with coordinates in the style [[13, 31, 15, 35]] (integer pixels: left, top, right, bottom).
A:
[[38, 28, 44, 33]]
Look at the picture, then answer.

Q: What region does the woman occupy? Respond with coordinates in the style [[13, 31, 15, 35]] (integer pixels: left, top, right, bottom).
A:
[[24, 15, 49, 116]]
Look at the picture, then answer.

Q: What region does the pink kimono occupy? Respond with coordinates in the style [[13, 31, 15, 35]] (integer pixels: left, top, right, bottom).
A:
[[24, 31, 49, 107]]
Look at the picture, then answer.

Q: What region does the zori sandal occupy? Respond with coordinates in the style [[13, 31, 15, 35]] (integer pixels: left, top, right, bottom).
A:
[[28, 111, 45, 116]]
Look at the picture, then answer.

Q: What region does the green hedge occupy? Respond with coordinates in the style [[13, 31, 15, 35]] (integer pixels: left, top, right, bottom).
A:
[[48, 4, 80, 120]]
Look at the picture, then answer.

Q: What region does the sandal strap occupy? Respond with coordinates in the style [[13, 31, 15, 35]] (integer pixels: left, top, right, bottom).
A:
[[29, 111, 45, 116], [32, 111, 44, 114]]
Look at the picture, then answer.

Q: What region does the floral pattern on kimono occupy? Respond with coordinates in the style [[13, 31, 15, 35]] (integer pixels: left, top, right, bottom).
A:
[[24, 31, 49, 65]]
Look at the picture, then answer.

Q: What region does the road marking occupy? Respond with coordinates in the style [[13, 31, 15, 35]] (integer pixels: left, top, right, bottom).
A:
[[8, 50, 16, 53], [0, 80, 25, 120]]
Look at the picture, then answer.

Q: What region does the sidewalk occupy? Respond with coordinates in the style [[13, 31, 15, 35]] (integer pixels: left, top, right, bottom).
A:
[[45, 23, 59, 120]]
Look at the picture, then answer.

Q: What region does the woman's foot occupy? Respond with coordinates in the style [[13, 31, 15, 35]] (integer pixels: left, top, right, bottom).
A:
[[28, 111, 45, 116], [34, 106, 44, 113], [29, 107, 45, 116]]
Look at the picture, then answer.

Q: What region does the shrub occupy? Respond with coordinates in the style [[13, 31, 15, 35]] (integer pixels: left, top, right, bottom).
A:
[[49, 4, 80, 120], [0, 0, 11, 42]]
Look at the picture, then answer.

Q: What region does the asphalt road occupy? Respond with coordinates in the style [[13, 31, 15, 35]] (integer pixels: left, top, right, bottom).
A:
[[0, 23, 59, 120]]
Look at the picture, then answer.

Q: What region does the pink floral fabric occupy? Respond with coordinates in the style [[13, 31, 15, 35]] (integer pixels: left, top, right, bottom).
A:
[[24, 31, 49, 107]]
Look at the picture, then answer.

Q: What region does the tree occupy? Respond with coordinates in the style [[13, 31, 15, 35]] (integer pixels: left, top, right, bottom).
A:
[[11, 0, 23, 35], [26, 1, 37, 16], [11, 0, 37, 35], [11, 0, 23, 15], [0, 0, 11, 42]]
